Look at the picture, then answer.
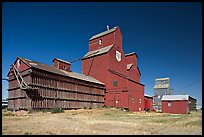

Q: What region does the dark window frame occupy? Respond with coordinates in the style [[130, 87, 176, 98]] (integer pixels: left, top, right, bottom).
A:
[[168, 101, 172, 107]]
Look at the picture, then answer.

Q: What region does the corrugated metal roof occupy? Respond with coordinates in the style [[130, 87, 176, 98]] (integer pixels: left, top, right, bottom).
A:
[[89, 26, 118, 40], [125, 52, 135, 56], [19, 57, 104, 85], [155, 77, 170, 81], [127, 63, 133, 70], [82, 44, 114, 59], [60, 70, 104, 85], [144, 94, 153, 98], [53, 58, 71, 64], [125, 52, 138, 58], [161, 95, 189, 101]]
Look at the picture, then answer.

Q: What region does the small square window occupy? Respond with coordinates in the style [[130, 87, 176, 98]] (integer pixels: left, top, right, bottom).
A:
[[132, 97, 134, 103], [113, 80, 118, 86], [99, 39, 102, 45], [168, 102, 172, 107], [64, 66, 67, 70]]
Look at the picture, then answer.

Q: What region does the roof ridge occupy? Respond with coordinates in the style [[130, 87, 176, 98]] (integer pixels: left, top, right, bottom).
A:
[[53, 58, 71, 64], [89, 26, 118, 40], [21, 58, 55, 68], [19, 57, 104, 85], [60, 70, 105, 85], [82, 44, 114, 60]]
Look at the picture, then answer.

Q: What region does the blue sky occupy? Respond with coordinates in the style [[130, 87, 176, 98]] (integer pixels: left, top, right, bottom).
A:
[[2, 2, 202, 106]]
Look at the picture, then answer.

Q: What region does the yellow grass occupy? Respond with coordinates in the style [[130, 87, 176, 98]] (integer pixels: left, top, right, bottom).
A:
[[2, 108, 202, 135]]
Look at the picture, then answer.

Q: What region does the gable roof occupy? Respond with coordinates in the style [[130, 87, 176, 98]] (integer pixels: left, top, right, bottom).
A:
[[125, 52, 138, 58], [52, 58, 71, 64], [11, 57, 105, 85], [161, 95, 189, 101], [89, 26, 118, 40], [189, 96, 197, 101], [82, 44, 114, 60], [144, 94, 153, 98]]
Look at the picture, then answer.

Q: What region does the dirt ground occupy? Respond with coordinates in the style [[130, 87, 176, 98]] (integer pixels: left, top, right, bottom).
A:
[[2, 107, 202, 135]]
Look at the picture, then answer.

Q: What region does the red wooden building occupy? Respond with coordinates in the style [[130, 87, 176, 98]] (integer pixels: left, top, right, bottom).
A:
[[82, 26, 145, 112], [144, 94, 154, 111], [161, 95, 196, 114], [7, 57, 105, 110]]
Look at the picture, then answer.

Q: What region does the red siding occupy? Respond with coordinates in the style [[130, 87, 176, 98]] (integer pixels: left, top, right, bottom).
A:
[[162, 100, 189, 114], [89, 32, 115, 51], [82, 53, 108, 86], [144, 96, 154, 111], [9, 58, 30, 76], [126, 55, 140, 83], [89, 27, 122, 52], [82, 27, 144, 112], [127, 81, 144, 111], [53, 59, 70, 72]]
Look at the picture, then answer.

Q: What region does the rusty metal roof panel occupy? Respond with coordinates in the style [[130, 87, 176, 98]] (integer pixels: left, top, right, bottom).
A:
[[82, 44, 114, 59], [89, 26, 118, 40], [161, 95, 189, 101]]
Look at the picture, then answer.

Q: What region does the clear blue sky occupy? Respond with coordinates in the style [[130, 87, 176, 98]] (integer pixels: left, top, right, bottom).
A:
[[2, 2, 202, 106]]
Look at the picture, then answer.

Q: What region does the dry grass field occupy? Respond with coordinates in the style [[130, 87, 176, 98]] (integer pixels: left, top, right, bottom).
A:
[[2, 107, 202, 135]]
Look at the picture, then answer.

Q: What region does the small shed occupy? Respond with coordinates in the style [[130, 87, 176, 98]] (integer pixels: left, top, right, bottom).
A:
[[144, 94, 154, 111], [161, 95, 193, 114]]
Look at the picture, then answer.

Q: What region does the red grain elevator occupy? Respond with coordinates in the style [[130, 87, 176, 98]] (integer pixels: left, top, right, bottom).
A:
[[82, 26, 145, 112]]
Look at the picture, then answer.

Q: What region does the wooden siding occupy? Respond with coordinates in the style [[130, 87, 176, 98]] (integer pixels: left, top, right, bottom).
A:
[[8, 68, 105, 110], [189, 97, 197, 111]]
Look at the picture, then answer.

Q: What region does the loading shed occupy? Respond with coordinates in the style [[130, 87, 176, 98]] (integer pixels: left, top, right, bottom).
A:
[[7, 57, 105, 110], [144, 94, 154, 111], [161, 95, 196, 114]]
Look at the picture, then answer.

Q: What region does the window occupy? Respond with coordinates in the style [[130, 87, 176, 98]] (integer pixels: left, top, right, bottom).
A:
[[113, 80, 118, 86], [132, 97, 134, 103], [158, 95, 160, 99], [64, 66, 67, 70], [139, 99, 142, 103], [168, 102, 172, 107], [99, 39, 102, 45]]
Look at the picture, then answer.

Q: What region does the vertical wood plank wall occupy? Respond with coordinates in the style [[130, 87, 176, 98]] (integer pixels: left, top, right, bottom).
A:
[[8, 69, 105, 110]]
